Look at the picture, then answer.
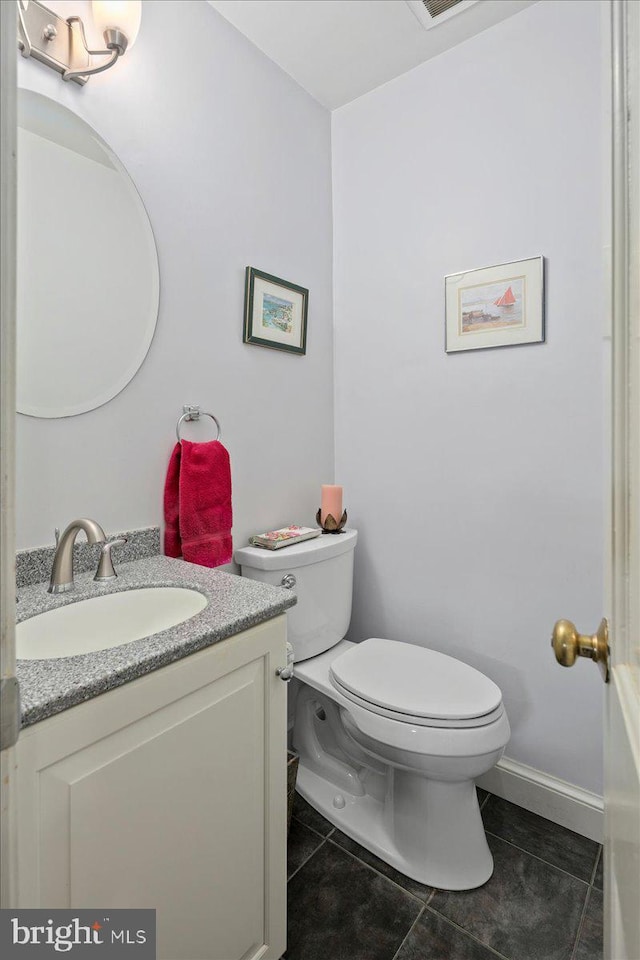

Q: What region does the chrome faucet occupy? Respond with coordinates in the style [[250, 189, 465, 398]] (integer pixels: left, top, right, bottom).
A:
[[48, 518, 107, 594]]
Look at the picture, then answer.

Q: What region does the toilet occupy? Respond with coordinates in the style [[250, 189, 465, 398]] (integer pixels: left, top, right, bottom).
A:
[[235, 529, 510, 891]]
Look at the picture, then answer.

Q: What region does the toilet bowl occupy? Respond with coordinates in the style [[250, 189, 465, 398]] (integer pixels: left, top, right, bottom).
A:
[[235, 529, 510, 890]]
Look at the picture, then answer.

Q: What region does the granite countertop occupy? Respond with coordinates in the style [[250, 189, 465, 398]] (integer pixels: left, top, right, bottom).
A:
[[16, 555, 296, 728]]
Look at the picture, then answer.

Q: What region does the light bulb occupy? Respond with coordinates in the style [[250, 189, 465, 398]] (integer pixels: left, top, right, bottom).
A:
[[92, 1, 142, 50]]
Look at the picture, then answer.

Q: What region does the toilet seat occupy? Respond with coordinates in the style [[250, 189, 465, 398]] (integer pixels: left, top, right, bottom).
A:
[[329, 637, 504, 729]]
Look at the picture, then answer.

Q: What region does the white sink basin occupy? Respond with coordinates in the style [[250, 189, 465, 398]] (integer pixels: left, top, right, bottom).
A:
[[17, 587, 208, 660]]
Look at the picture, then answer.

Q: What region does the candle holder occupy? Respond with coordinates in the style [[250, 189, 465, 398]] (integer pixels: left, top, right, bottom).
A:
[[316, 508, 348, 534]]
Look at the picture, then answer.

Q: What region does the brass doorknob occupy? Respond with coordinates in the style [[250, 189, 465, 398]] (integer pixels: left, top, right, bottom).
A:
[[551, 618, 610, 683]]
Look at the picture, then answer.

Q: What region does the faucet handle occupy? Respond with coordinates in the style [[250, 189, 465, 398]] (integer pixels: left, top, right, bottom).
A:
[[94, 537, 127, 583]]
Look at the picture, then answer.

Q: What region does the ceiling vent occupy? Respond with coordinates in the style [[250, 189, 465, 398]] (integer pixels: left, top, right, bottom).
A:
[[405, 0, 479, 31], [424, 0, 464, 16]]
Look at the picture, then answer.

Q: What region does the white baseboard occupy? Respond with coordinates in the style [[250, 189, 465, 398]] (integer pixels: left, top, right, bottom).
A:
[[476, 756, 603, 843]]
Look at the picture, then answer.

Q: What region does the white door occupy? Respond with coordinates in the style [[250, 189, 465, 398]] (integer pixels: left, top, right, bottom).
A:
[[551, 4, 640, 955], [606, 2, 640, 957], [0, 0, 18, 912]]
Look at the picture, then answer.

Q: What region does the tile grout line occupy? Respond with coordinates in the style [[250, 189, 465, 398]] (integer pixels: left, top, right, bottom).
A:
[[291, 814, 335, 843], [287, 837, 327, 884], [389, 906, 425, 960], [324, 835, 429, 905], [484, 830, 593, 886], [588, 845, 602, 887], [480, 791, 492, 811], [292, 809, 431, 903], [422, 905, 513, 960], [569, 885, 593, 960]]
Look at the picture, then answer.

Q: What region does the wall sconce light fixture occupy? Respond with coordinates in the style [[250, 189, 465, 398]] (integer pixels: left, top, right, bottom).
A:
[[17, 0, 141, 85]]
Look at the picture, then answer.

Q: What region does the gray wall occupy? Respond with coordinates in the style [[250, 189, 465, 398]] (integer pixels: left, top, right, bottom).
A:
[[332, 0, 606, 793], [16, 0, 334, 557]]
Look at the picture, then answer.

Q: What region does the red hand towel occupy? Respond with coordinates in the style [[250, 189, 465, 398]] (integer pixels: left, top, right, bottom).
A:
[[164, 439, 233, 567], [163, 443, 182, 558]]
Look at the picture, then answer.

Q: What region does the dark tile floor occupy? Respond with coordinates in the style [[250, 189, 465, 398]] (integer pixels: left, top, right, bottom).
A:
[[285, 790, 603, 960]]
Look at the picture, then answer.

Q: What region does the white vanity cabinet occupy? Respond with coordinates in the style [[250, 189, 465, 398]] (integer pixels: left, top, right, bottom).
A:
[[15, 615, 288, 960]]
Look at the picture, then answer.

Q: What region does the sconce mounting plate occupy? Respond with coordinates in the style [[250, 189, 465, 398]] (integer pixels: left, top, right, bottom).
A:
[[18, 0, 91, 85]]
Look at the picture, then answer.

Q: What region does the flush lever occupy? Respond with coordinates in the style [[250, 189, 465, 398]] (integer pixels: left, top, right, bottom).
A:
[[276, 641, 295, 682]]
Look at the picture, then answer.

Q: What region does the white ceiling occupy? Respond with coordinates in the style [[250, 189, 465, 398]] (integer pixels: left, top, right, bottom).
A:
[[207, 0, 539, 110]]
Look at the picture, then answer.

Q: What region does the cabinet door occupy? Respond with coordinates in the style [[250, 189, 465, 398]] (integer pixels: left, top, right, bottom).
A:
[[17, 617, 287, 960]]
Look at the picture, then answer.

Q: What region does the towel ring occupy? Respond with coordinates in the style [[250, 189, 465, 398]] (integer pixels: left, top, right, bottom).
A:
[[176, 405, 222, 443]]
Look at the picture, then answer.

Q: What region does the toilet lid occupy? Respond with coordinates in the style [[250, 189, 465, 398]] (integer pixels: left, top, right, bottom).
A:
[[329, 638, 502, 722]]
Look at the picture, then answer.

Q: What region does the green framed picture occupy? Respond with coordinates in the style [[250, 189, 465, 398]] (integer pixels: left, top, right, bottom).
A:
[[243, 267, 308, 356]]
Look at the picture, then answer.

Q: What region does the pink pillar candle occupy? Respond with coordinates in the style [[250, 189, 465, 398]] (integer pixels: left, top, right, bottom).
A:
[[321, 485, 343, 525]]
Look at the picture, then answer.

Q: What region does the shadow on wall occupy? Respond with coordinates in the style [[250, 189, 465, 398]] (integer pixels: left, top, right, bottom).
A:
[[346, 523, 391, 641]]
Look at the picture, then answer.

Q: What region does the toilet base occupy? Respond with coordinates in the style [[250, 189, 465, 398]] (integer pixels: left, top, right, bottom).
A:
[[296, 762, 494, 891]]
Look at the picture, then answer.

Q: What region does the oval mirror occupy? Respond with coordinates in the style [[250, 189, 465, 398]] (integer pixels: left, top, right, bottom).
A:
[[17, 90, 160, 418]]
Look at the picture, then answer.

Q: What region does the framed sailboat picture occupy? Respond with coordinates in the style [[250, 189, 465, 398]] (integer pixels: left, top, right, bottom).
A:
[[445, 256, 544, 353]]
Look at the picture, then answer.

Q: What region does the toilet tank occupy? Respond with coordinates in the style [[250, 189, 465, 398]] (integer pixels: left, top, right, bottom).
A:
[[235, 529, 357, 662]]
